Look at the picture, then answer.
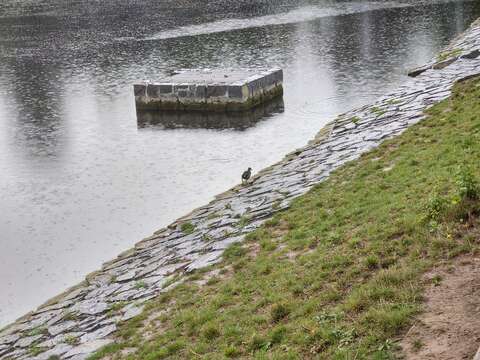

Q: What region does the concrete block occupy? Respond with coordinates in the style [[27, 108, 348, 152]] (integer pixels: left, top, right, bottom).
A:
[[147, 84, 160, 97], [159, 84, 173, 94], [134, 68, 283, 112], [133, 84, 146, 97]]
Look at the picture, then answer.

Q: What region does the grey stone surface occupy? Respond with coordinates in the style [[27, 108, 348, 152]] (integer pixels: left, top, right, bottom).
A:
[[48, 321, 78, 337], [0, 333, 20, 346], [31, 344, 73, 360], [14, 334, 42, 348], [120, 304, 144, 321], [72, 300, 108, 316], [79, 325, 116, 344], [63, 339, 113, 358]]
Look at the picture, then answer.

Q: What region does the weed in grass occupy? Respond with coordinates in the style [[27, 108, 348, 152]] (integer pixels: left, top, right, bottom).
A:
[[424, 188, 448, 222], [162, 275, 180, 289], [202, 323, 220, 340], [455, 166, 479, 200], [260, 239, 277, 251], [223, 243, 247, 260], [431, 274, 442, 286], [269, 325, 287, 344], [271, 303, 290, 322], [365, 255, 380, 269], [223, 345, 240, 357], [412, 338, 423, 351], [250, 334, 271, 352]]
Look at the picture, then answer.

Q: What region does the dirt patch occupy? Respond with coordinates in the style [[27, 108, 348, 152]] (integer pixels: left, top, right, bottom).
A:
[[399, 255, 480, 359]]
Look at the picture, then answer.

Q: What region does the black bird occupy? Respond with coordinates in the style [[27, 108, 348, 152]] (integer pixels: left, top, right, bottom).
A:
[[242, 167, 252, 185]]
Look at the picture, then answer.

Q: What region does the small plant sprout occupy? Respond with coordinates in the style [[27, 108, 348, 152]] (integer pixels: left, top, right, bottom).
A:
[[180, 222, 196, 234], [134, 280, 148, 289]]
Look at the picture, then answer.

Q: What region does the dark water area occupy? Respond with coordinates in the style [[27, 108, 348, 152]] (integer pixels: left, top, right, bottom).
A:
[[1, 0, 479, 326]]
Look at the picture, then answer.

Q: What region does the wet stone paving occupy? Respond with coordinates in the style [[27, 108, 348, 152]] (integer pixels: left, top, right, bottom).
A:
[[3, 18, 480, 360]]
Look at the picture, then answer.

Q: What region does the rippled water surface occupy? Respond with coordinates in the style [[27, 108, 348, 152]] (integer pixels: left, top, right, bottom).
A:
[[1, 0, 480, 326]]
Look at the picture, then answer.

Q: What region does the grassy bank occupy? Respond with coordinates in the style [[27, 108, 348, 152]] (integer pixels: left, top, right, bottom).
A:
[[91, 77, 480, 360]]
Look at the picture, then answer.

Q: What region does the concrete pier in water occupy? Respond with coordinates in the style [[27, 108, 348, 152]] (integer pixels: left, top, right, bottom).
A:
[[134, 68, 283, 112]]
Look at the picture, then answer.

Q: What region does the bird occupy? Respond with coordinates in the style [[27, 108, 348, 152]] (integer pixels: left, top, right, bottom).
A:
[[242, 167, 252, 185]]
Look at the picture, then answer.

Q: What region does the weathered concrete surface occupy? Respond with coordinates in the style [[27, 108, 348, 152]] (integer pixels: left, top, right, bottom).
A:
[[134, 68, 283, 112], [3, 19, 480, 360]]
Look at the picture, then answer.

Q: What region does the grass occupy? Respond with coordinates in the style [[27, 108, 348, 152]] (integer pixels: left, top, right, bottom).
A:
[[134, 281, 148, 290], [237, 215, 252, 228], [62, 311, 78, 321], [412, 339, 423, 352], [64, 334, 80, 345], [27, 326, 47, 337], [437, 47, 463, 62], [89, 77, 480, 359], [370, 106, 386, 116], [386, 99, 401, 105], [349, 116, 360, 124], [180, 222, 196, 235]]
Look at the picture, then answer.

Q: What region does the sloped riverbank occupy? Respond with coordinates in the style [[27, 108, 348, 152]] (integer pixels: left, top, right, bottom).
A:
[[3, 18, 480, 360], [94, 75, 480, 359]]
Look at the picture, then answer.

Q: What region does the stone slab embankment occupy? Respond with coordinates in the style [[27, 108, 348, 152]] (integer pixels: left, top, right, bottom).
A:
[[3, 19, 480, 360]]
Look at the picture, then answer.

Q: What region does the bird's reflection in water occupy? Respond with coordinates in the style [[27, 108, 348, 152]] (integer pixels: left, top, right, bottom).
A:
[[136, 98, 284, 130]]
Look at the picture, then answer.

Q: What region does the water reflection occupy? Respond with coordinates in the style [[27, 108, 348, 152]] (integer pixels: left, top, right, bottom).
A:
[[8, 57, 67, 161], [1, 0, 480, 326], [137, 98, 285, 130]]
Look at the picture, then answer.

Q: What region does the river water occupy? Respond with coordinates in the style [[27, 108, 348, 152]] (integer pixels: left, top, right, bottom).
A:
[[1, 0, 479, 327]]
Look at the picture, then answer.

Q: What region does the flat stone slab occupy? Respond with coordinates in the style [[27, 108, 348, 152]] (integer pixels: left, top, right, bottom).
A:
[[134, 68, 283, 112]]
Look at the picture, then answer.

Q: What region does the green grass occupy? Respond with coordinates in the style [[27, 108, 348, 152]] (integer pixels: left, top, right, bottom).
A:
[[27, 326, 47, 337], [386, 99, 401, 105], [180, 222, 196, 235], [437, 47, 463, 62], [64, 334, 80, 345], [134, 281, 148, 290], [350, 116, 360, 124], [29, 346, 47, 356], [237, 215, 252, 228], [90, 77, 480, 359], [370, 106, 387, 116]]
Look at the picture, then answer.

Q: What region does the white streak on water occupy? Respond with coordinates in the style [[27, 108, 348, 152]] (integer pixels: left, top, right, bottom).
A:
[[142, 1, 411, 41]]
